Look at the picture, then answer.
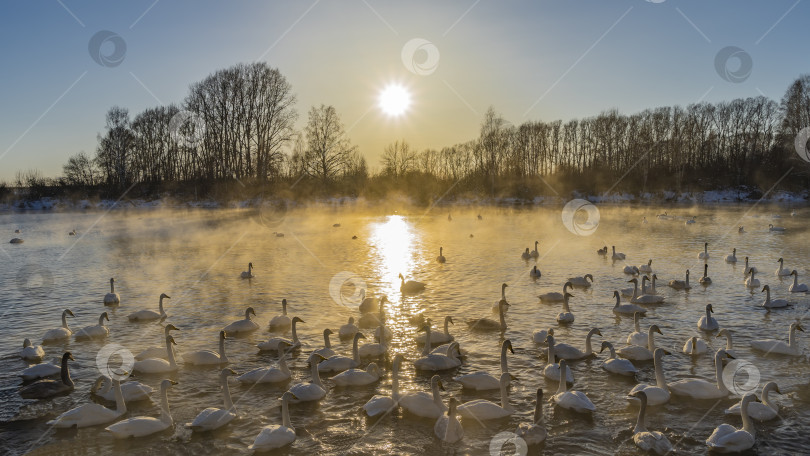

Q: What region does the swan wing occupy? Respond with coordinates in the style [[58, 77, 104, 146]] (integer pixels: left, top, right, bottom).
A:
[[363, 395, 395, 417], [106, 417, 169, 438], [249, 425, 296, 451], [455, 372, 499, 390]]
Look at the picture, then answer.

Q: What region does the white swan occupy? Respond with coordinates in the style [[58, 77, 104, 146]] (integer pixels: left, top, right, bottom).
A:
[[74, 312, 110, 340], [618, 325, 662, 361], [626, 312, 648, 346], [600, 341, 637, 376], [669, 349, 733, 399], [128, 293, 170, 322], [542, 335, 574, 383], [516, 388, 547, 445], [319, 332, 363, 373], [539, 281, 573, 303], [725, 248, 737, 263], [530, 265, 542, 278], [751, 322, 804, 356], [551, 359, 595, 413], [399, 375, 446, 418], [761, 285, 789, 309], [698, 241, 709, 259], [790, 270, 808, 292], [240, 262, 254, 279], [467, 300, 507, 331], [414, 340, 462, 371], [359, 331, 388, 359], [363, 354, 404, 417], [359, 299, 386, 328], [775, 257, 791, 276], [697, 304, 719, 331], [248, 391, 297, 451], [628, 391, 672, 455], [339, 317, 359, 340], [628, 348, 671, 406], [706, 393, 757, 453], [48, 375, 126, 428], [457, 372, 514, 420], [187, 368, 237, 431], [104, 278, 120, 306], [612, 246, 626, 260], [769, 223, 785, 232], [567, 274, 594, 287], [436, 246, 446, 263], [628, 279, 665, 305], [288, 353, 328, 402], [20, 352, 75, 398], [555, 328, 601, 360], [21, 359, 61, 381], [135, 324, 180, 361], [683, 336, 708, 355], [556, 292, 575, 324], [313, 328, 335, 358], [699, 264, 712, 286], [268, 299, 292, 330], [745, 268, 761, 289], [434, 397, 463, 443], [238, 342, 292, 384], [532, 327, 554, 344], [668, 270, 691, 290], [133, 335, 179, 374], [639, 259, 653, 274], [624, 265, 640, 275], [725, 382, 780, 422], [92, 376, 153, 402], [715, 329, 737, 358], [183, 331, 229, 365], [42, 309, 75, 343], [416, 316, 454, 345], [258, 316, 304, 351], [20, 339, 44, 362], [359, 293, 388, 314], [332, 362, 382, 387], [455, 340, 513, 390], [224, 307, 259, 335], [399, 273, 426, 294], [106, 379, 176, 438], [744, 256, 758, 275], [490, 283, 510, 312]]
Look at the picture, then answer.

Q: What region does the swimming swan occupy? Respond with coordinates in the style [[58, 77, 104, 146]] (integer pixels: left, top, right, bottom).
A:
[[458, 372, 514, 420], [133, 335, 179, 374], [248, 391, 298, 451], [715, 329, 737, 358], [288, 353, 329, 402], [530, 241, 540, 258], [567, 274, 594, 287], [515, 388, 547, 445], [363, 354, 404, 417], [104, 278, 121, 306], [414, 340, 462, 371], [628, 279, 665, 305], [332, 362, 382, 387], [238, 342, 292, 384], [745, 268, 760, 289], [20, 352, 75, 399], [639, 259, 653, 274], [455, 339, 513, 390], [92, 375, 153, 402], [761, 285, 789, 309], [612, 246, 626, 260], [669, 349, 733, 400], [399, 375, 447, 419], [530, 265, 542, 278], [699, 264, 712, 285], [542, 335, 574, 383], [556, 292, 575, 324], [697, 304, 719, 331], [338, 317, 359, 340], [550, 359, 595, 413], [724, 382, 780, 422], [434, 397, 463, 443], [628, 390, 672, 455], [467, 300, 508, 331], [436, 247, 446, 263], [318, 332, 364, 373], [789, 270, 808, 292], [750, 322, 804, 356], [183, 330, 229, 365], [258, 317, 305, 351], [698, 242, 709, 259], [668, 270, 691, 290], [539, 281, 573, 303], [187, 368, 238, 431], [42, 309, 75, 343], [683, 336, 708, 355], [20, 338, 45, 362], [74, 312, 110, 340], [706, 393, 757, 453], [128, 293, 170, 322], [775, 258, 791, 276], [241, 262, 254, 279], [48, 376, 126, 428], [600, 341, 637, 376], [532, 327, 554, 344], [725, 248, 737, 263], [490, 283, 509, 313], [416, 316, 454, 345], [618, 325, 662, 361], [554, 328, 601, 360], [313, 328, 336, 358], [221, 307, 259, 335], [399, 273, 426, 294], [626, 312, 648, 346], [135, 324, 180, 361], [627, 348, 671, 406]]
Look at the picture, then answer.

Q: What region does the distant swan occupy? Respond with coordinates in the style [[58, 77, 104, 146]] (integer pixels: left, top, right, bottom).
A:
[[434, 397, 463, 443], [556, 292, 575, 324], [338, 317, 358, 340], [399, 273, 426, 294], [699, 264, 712, 285], [521, 248, 531, 260], [319, 333, 363, 373], [237, 342, 292, 384], [626, 312, 648, 346], [400, 375, 446, 419], [567, 273, 594, 287], [682, 336, 708, 355], [416, 316, 454, 345], [554, 328, 601, 360], [769, 223, 785, 232], [258, 316, 304, 351], [639, 259, 653, 274], [42, 309, 75, 343], [455, 340, 513, 390], [790, 270, 808, 292], [618, 325, 662, 361], [775, 257, 791, 276], [530, 240, 540, 258], [133, 335, 178, 374], [597, 246, 608, 256], [288, 353, 329, 402], [698, 241, 709, 259], [697, 304, 719, 331], [743, 256, 758, 274], [542, 335, 573, 383], [74, 312, 110, 340], [715, 329, 737, 358], [224, 307, 260, 335], [668, 270, 691, 290], [600, 341, 637, 376], [104, 278, 120, 306], [313, 328, 335, 358], [612, 246, 626, 260], [241, 262, 254, 279], [183, 330, 229, 365], [436, 246, 446, 263], [467, 300, 508, 331], [530, 265, 541, 278], [457, 372, 514, 420], [745, 268, 760, 289], [725, 248, 737, 263], [20, 338, 45, 362], [128, 293, 170, 322], [538, 281, 573, 303], [761, 285, 789, 309]]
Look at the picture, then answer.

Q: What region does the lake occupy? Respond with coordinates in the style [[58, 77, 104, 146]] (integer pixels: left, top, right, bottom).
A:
[[1, 203, 809, 455]]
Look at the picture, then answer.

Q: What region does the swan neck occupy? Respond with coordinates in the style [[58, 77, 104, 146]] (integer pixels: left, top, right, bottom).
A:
[[158, 297, 165, 314], [634, 397, 648, 433], [585, 330, 596, 355], [500, 380, 511, 410], [647, 329, 656, 351], [631, 281, 639, 299], [113, 379, 126, 413], [789, 326, 797, 348], [634, 315, 641, 332], [715, 352, 728, 394], [222, 375, 234, 410], [98, 314, 106, 326], [110, 281, 115, 293], [794, 274, 799, 288], [291, 321, 299, 343], [323, 331, 331, 348], [500, 344, 509, 373], [281, 397, 292, 429], [741, 399, 755, 434], [499, 306, 506, 330], [562, 297, 571, 313], [533, 396, 542, 424], [353, 337, 361, 363], [547, 341, 555, 364], [725, 332, 733, 350], [166, 337, 177, 368], [311, 359, 323, 387], [654, 354, 667, 388], [444, 318, 450, 335], [555, 367, 567, 394], [422, 326, 432, 355], [160, 385, 172, 424], [279, 355, 290, 376], [61, 356, 73, 387], [431, 380, 443, 408], [62, 312, 69, 330], [219, 336, 227, 362]]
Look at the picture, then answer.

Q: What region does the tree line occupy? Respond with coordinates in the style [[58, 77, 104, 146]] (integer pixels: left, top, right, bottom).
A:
[[22, 64, 810, 201]]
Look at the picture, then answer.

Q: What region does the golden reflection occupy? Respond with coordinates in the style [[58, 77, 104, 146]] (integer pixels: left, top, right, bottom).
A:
[[369, 215, 416, 292]]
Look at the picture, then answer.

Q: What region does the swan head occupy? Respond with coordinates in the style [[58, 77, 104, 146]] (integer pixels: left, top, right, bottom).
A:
[[221, 368, 236, 378], [281, 391, 297, 403], [347, 317, 355, 324], [558, 358, 568, 371], [633, 311, 642, 322], [599, 341, 612, 353], [447, 396, 459, 415], [718, 349, 734, 360], [716, 329, 729, 338], [64, 309, 75, 318], [763, 382, 781, 396], [564, 292, 574, 299], [591, 328, 603, 337], [761, 285, 769, 293], [246, 306, 256, 318], [307, 352, 328, 364], [791, 322, 805, 332], [62, 352, 75, 362], [110, 277, 115, 284], [445, 316, 454, 326], [650, 325, 663, 336], [431, 375, 445, 391], [503, 339, 514, 354], [627, 278, 638, 284], [628, 390, 648, 405], [248, 262, 253, 268], [501, 283, 508, 290], [291, 316, 305, 325], [685, 269, 690, 277], [398, 273, 404, 280], [366, 363, 382, 377], [165, 323, 179, 332], [219, 330, 227, 340], [585, 274, 594, 282], [323, 328, 333, 336], [653, 348, 669, 361], [563, 281, 573, 289], [167, 335, 178, 345], [101, 312, 109, 322], [741, 393, 758, 407], [160, 293, 171, 300], [545, 334, 554, 346], [777, 257, 783, 263], [354, 332, 367, 341], [706, 303, 714, 313], [23, 338, 31, 348], [791, 269, 799, 276], [547, 328, 554, 337]]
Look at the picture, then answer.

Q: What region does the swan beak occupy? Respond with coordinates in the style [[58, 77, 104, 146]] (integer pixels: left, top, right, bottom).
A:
[[438, 381, 445, 391], [797, 325, 805, 332], [509, 373, 518, 380], [67, 353, 75, 361], [596, 330, 602, 336], [166, 324, 179, 331], [775, 386, 782, 395], [170, 380, 178, 385], [726, 353, 736, 360], [226, 368, 237, 375], [662, 349, 672, 355], [67, 310, 75, 317]]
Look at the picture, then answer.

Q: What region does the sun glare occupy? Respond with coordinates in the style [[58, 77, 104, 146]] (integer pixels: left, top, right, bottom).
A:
[[378, 84, 411, 116]]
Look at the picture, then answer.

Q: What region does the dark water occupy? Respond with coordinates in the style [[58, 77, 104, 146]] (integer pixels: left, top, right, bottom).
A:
[[1, 205, 809, 455]]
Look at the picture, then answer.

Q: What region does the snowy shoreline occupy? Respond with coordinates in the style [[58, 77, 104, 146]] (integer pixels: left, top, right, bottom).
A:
[[0, 188, 807, 213]]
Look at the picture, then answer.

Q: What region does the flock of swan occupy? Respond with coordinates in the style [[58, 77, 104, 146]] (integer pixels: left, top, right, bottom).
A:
[[11, 214, 808, 454]]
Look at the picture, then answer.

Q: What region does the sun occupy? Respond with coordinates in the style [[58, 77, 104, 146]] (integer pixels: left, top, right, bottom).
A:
[[378, 84, 411, 116]]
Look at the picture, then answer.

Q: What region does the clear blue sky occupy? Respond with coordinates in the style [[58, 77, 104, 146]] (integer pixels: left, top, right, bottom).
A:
[[0, 0, 807, 181]]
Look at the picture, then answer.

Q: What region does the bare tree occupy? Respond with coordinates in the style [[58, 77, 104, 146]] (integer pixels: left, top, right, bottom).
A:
[[303, 105, 356, 182], [381, 140, 416, 177]]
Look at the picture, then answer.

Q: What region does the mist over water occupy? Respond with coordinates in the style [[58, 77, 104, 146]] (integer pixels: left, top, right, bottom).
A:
[[1, 204, 809, 455]]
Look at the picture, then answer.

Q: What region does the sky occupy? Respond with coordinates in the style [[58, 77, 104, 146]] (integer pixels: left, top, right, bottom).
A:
[[0, 0, 807, 181]]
